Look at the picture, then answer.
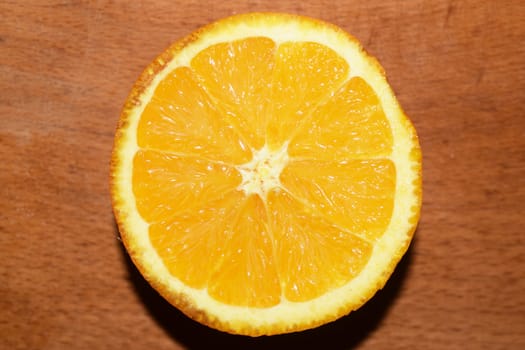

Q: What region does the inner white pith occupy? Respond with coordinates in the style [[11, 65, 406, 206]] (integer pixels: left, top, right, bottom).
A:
[[236, 143, 290, 199]]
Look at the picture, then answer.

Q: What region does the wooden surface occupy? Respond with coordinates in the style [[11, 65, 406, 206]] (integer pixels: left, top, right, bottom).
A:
[[2, 1, 525, 349]]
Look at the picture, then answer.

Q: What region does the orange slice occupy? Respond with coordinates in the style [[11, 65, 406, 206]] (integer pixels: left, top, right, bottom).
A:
[[110, 13, 422, 336]]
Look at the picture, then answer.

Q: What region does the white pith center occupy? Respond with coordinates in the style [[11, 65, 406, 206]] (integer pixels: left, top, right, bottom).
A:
[[236, 143, 290, 199]]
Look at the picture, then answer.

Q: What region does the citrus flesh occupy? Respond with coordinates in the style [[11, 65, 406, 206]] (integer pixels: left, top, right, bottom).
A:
[[111, 13, 422, 336]]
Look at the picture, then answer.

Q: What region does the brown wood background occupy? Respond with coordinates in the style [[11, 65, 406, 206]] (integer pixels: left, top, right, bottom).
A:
[[2, 1, 525, 349]]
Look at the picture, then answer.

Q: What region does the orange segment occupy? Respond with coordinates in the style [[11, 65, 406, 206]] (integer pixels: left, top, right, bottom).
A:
[[289, 77, 393, 160], [208, 195, 280, 307], [132, 149, 242, 222], [137, 66, 251, 164], [190, 38, 276, 150], [266, 42, 349, 149], [149, 192, 244, 289], [280, 159, 395, 241], [267, 190, 373, 302]]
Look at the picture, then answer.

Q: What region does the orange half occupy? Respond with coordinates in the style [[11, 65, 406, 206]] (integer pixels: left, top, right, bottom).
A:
[[111, 13, 422, 336]]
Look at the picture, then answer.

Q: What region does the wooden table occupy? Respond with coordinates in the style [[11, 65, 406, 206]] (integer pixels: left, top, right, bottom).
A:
[[2, 1, 524, 349]]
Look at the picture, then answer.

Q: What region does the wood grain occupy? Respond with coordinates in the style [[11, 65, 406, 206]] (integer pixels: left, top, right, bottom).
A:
[[1, 0, 524, 349]]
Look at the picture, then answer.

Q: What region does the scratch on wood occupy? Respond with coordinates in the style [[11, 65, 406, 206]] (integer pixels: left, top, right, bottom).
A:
[[475, 66, 485, 85], [366, 26, 377, 48], [445, 0, 456, 26]]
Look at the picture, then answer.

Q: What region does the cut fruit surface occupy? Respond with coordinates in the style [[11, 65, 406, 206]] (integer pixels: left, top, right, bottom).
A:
[[111, 12, 422, 336]]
